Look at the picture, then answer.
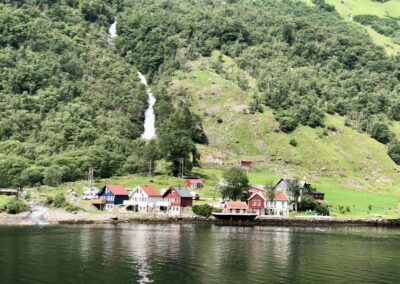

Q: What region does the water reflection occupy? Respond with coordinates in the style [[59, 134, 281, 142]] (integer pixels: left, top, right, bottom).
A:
[[0, 225, 399, 284]]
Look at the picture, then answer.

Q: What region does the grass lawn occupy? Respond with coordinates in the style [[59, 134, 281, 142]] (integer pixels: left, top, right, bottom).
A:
[[0, 196, 10, 208]]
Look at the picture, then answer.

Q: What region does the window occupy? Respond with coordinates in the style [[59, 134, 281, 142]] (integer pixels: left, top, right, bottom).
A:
[[253, 200, 260, 206]]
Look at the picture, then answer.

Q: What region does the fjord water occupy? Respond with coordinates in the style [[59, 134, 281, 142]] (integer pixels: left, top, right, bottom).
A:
[[0, 225, 399, 284]]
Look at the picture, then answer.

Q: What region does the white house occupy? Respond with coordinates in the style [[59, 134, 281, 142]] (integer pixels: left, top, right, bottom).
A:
[[82, 187, 99, 199], [207, 154, 223, 165], [123, 185, 162, 212]]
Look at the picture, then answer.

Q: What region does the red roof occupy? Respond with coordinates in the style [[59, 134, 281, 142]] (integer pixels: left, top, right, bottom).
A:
[[249, 191, 288, 201], [225, 201, 248, 209], [106, 184, 129, 196], [210, 154, 223, 158], [138, 185, 161, 197], [184, 178, 203, 185]]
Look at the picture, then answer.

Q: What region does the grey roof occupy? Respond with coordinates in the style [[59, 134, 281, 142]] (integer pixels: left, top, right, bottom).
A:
[[311, 190, 325, 195], [170, 186, 193, 198], [278, 178, 308, 189]]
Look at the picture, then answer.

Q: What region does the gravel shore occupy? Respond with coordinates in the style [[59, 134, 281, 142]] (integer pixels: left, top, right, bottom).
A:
[[1, 209, 400, 226]]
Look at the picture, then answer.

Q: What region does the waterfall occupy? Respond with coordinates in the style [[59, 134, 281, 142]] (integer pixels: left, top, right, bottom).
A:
[[108, 21, 156, 140], [137, 72, 157, 140], [109, 21, 117, 39]]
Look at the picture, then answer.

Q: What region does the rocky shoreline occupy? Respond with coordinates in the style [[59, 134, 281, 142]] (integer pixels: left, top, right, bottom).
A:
[[1, 209, 400, 226]]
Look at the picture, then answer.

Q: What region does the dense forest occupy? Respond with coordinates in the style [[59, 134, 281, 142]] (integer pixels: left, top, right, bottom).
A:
[[1, 0, 400, 187]]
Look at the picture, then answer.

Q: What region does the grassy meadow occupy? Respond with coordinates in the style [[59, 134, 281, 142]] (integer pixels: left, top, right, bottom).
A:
[[302, 0, 400, 55]]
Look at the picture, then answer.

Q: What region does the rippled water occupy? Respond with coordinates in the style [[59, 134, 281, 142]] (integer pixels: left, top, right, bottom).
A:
[[0, 224, 399, 284]]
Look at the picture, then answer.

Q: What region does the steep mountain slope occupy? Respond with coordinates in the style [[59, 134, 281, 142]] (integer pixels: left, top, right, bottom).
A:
[[304, 0, 400, 55], [170, 51, 400, 193]]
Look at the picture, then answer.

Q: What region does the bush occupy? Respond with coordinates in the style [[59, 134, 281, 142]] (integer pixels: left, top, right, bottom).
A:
[[4, 198, 28, 214], [289, 138, 298, 147], [192, 204, 214, 218], [298, 196, 316, 211], [43, 166, 63, 187], [315, 203, 330, 216]]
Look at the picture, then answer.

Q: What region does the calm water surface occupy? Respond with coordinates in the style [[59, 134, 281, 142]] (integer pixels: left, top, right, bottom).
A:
[[0, 224, 399, 284]]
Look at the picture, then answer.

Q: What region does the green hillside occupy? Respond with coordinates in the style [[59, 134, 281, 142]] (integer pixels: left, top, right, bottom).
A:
[[167, 51, 400, 216], [304, 0, 400, 54]]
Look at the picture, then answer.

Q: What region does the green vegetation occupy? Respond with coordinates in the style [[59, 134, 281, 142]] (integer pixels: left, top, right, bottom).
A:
[[315, 0, 400, 54], [1, 0, 400, 220], [192, 204, 215, 218], [3, 198, 28, 214], [45, 193, 81, 212], [221, 167, 249, 201]]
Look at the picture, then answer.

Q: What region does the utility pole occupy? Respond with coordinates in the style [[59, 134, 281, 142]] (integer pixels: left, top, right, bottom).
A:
[[149, 158, 152, 177], [179, 158, 185, 179], [88, 167, 94, 187]]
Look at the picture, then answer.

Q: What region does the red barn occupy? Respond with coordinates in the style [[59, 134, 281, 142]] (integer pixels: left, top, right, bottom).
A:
[[159, 186, 193, 214], [184, 178, 204, 189], [311, 190, 325, 201], [239, 159, 252, 169]]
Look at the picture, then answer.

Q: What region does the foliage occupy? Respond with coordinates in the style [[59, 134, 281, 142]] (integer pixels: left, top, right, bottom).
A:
[[46, 192, 81, 211], [289, 138, 298, 147], [43, 166, 63, 187], [315, 202, 330, 216], [192, 204, 214, 218], [265, 182, 276, 202], [4, 198, 28, 214], [287, 178, 302, 210], [221, 167, 249, 201]]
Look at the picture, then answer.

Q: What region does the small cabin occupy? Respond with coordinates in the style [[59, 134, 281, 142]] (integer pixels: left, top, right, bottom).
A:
[[91, 184, 129, 211], [208, 154, 223, 165], [184, 178, 204, 189], [239, 159, 252, 170], [311, 190, 325, 201]]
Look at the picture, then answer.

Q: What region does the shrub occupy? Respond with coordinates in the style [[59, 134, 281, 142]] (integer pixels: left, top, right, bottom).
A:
[[289, 138, 298, 147], [315, 203, 330, 216], [298, 196, 316, 211], [192, 204, 214, 218], [4, 198, 28, 214], [43, 166, 63, 187], [217, 117, 223, 123]]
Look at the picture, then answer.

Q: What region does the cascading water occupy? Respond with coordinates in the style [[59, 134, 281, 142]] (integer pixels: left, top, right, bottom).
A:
[[108, 21, 156, 140], [29, 205, 49, 225], [109, 21, 117, 39], [137, 72, 156, 140]]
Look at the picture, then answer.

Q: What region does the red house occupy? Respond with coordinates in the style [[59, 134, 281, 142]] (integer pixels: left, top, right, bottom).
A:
[[184, 178, 204, 189], [311, 190, 325, 201], [239, 159, 252, 170], [159, 186, 193, 214], [248, 191, 289, 217]]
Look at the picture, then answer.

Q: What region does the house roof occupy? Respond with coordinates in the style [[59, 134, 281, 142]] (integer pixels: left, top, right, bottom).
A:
[[185, 178, 203, 184], [277, 178, 308, 189], [312, 190, 325, 195], [210, 154, 223, 158], [240, 159, 252, 163], [249, 191, 288, 201], [106, 184, 129, 196], [163, 186, 193, 198], [225, 201, 248, 209], [138, 185, 161, 197], [249, 185, 264, 193]]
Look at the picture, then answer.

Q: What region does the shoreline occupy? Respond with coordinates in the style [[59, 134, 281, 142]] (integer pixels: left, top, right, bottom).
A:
[[1, 209, 400, 227]]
